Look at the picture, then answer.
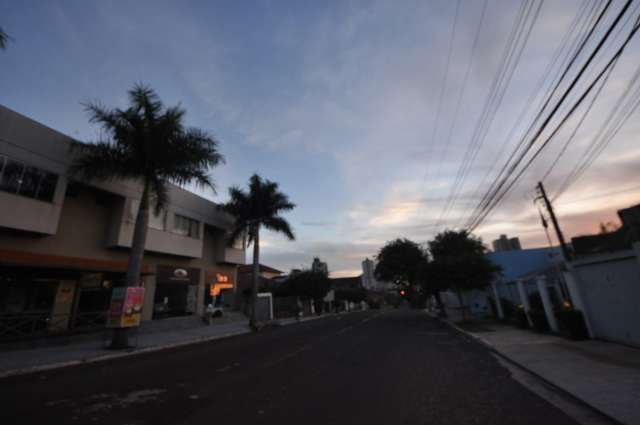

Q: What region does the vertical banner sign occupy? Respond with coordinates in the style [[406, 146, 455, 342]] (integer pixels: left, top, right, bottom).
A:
[[108, 287, 145, 328]]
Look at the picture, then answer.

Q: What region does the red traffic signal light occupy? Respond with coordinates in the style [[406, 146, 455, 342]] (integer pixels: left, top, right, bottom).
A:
[[399, 289, 406, 296]]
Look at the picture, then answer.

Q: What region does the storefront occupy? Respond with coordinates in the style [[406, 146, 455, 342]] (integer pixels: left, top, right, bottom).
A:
[[0, 267, 123, 340], [153, 266, 201, 319]]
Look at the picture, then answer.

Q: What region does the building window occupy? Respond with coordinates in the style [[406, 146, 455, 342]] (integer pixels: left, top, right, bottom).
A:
[[173, 214, 200, 239], [0, 155, 58, 202], [149, 209, 167, 231]]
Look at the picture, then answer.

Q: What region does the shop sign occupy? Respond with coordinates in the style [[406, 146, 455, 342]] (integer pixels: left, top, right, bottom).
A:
[[207, 270, 234, 296], [157, 266, 200, 285], [107, 287, 145, 328]]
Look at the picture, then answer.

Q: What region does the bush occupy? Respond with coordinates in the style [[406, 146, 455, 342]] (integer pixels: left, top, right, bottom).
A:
[[556, 308, 589, 340], [515, 306, 529, 329], [528, 292, 549, 332], [500, 297, 516, 318], [528, 309, 549, 332]]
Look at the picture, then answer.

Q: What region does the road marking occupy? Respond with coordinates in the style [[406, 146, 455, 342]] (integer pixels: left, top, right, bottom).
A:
[[216, 365, 232, 372]]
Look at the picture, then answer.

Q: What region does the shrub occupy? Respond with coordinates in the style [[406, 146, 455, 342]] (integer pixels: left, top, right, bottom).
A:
[[528, 292, 549, 332], [528, 309, 549, 332], [556, 308, 589, 340], [515, 306, 529, 329], [500, 297, 516, 318]]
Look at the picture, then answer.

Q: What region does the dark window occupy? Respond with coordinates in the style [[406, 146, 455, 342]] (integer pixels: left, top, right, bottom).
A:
[[19, 166, 43, 198], [0, 160, 25, 194], [173, 214, 200, 239], [37, 172, 58, 202], [0, 155, 58, 202]]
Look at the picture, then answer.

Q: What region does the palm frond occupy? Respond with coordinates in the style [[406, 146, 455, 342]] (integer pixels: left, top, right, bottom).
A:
[[262, 216, 295, 240], [149, 177, 170, 214], [67, 141, 137, 181], [0, 27, 11, 50]]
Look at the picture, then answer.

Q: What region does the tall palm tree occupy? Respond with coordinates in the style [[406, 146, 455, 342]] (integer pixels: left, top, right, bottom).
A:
[[224, 174, 295, 329], [69, 84, 224, 348]]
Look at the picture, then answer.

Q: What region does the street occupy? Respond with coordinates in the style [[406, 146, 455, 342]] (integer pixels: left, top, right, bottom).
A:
[[0, 309, 579, 425]]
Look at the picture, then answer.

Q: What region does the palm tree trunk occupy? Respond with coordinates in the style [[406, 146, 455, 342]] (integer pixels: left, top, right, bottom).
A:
[[111, 181, 150, 349], [250, 224, 260, 329]]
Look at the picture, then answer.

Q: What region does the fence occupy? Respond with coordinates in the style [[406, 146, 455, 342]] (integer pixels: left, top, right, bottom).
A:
[[0, 310, 107, 341]]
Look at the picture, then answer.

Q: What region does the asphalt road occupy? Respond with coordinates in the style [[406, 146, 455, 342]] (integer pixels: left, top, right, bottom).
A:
[[0, 309, 579, 425]]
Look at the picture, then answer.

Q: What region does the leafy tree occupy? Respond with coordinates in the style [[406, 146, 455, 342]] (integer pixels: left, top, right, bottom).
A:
[[69, 84, 223, 348], [335, 287, 367, 304], [374, 238, 425, 289], [375, 238, 429, 307], [279, 270, 332, 314], [427, 230, 501, 321], [224, 174, 295, 329], [0, 27, 10, 50], [282, 270, 332, 300]]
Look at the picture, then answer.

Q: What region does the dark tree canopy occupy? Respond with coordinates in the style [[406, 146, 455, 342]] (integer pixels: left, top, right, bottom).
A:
[[69, 84, 224, 213], [374, 238, 426, 288], [427, 230, 501, 293], [223, 174, 295, 247], [278, 270, 332, 301]]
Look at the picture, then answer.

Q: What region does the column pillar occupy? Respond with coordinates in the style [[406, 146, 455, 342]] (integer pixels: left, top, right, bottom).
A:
[[563, 267, 595, 338], [491, 281, 504, 319], [516, 279, 533, 327], [536, 276, 559, 333]]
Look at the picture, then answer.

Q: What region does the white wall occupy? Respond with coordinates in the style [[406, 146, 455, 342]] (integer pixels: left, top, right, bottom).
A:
[[571, 250, 640, 347]]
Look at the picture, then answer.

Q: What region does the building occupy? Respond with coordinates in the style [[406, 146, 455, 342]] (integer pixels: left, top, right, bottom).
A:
[[237, 264, 284, 294], [311, 257, 328, 274], [360, 257, 391, 291], [492, 234, 522, 252], [618, 203, 640, 241], [0, 106, 245, 341], [442, 246, 562, 317]]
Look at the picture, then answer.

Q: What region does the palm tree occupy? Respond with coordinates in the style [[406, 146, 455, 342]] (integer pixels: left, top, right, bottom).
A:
[[69, 84, 224, 348], [0, 27, 10, 50], [224, 174, 295, 329]]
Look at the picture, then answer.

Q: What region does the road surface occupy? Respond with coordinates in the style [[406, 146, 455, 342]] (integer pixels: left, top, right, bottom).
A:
[[0, 309, 579, 425]]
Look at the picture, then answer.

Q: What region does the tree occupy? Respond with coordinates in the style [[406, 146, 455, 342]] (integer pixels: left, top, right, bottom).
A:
[[374, 238, 427, 306], [0, 27, 11, 50], [281, 270, 332, 314], [69, 84, 224, 348], [427, 230, 501, 321], [223, 174, 295, 329], [374, 238, 425, 289]]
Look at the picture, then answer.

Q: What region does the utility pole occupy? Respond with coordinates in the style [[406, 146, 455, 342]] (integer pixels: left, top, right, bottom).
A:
[[536, 181, 572, 261]]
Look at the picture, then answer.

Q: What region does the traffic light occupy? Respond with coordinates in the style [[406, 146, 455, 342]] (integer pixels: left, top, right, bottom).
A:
[[399, 289, 406, 297]]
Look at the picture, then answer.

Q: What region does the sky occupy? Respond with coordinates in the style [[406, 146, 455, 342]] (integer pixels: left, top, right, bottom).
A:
[[2, 0, 640, 277]]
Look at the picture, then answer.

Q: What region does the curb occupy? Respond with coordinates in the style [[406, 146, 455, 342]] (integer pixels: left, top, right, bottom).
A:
[[0, 311, 363, 380], [0, 328, 251, 380], [430, 314, 626, 425]]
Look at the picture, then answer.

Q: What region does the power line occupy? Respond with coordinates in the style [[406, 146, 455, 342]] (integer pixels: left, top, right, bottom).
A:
[[464, 0, 614, 230], [466, 0, 638, 231], [454, 0, 600, 228], [436, 0, 543, 227], [420, 0, 488, 224], [414, 0, 461, 222]]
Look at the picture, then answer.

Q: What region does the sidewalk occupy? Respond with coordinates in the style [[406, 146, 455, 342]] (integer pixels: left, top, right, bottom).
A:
[[443, 316, 640, 425], [0, 310, 352, 379], [0, 315, 252, 378]]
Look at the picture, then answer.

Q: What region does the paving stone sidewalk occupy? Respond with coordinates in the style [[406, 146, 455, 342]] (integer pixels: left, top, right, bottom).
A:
[[450, 318, 640, 425]]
